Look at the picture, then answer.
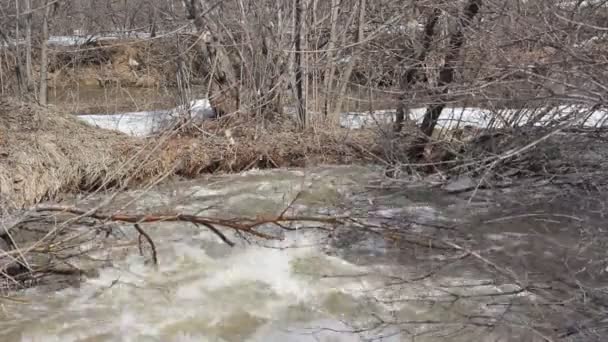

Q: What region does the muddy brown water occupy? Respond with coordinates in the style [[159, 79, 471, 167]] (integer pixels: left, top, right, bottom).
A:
[[0, 165, 604, 341], [48, 85, 184, 115], [48, 84, 396, 116]]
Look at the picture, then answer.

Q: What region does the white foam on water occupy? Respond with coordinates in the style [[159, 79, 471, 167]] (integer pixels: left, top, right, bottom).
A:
[[13, 231, 384, 341], [6, 166, 535, 342]]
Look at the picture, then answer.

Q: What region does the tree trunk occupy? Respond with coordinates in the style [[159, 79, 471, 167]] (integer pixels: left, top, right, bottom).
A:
[[39, 0, 52, 107], [322, 0, 340, 119], [294, 0, 306, 128], [333, 0, 366, 118], [419, 0, 482, 138], [394, 7, 442, 132], [14, 0, 25, 97], [186, 0, 240, 117], [24, 0, 33, 88], [149, 3, 158, 38]]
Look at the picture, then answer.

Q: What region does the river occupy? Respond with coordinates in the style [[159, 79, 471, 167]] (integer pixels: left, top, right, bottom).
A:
[[0, 165, 554, 341]]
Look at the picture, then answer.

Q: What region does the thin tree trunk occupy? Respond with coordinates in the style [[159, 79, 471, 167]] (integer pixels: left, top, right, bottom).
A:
[[39, 0, 51, 106], [419, 0, 482, 138], [394, 8, 442, 132], [24, 0, 33, 88], [271, 5, 289, 118], [14, 0, 24, 97], [150, 3, 158, 38], [294, 0, 306, 127], [323, 0, 340, 118], [310, 0, 317, 114], [333, 0, 366, 118], [186, 0, 239, 117]]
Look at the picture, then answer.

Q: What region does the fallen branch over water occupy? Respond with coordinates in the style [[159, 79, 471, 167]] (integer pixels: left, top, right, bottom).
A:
[[35, 204, 342, 248], [134, 223, 158, 266]]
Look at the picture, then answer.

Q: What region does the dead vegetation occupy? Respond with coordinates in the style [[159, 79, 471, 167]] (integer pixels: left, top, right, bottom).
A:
[[0, 98, 138, 209], [0, 98, 389, 211], [440, 126, 608, 193], [49, 37, 206, 89], [4, 95, 606, 212]]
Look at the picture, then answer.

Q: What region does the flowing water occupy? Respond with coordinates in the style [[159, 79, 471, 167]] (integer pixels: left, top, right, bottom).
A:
[[0, 166, 540, 341]]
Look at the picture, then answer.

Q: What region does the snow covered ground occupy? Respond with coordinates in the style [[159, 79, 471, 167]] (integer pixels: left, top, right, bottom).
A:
[[77, 99, 215, 136], [340, 106, 608, 130], [48, 35, 96, 46], [78, 99, 608, 137], [47, 32, 150, 47], [46, 29, 193, 47]]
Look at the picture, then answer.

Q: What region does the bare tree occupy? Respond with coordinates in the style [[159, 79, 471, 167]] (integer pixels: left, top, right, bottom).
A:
[[38, 0, 52, 106], [1, 0, 606, 134], [24, 0, 32, 88], [322, 0, 340, 118], [332, 0, 367, 119], [13, 0, 25, 96], [294, 0, 307, 127], [184, 0, 240, 116], [418, 0, 482, 137], [393, 6, 442, 132]]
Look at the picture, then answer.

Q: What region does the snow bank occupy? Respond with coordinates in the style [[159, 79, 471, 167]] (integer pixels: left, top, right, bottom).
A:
[[340, 106, 608, 130], [77, 99, 215, 136], [47, 29, 191, 47], [48, 36, 94, 46], [79, 100, 607, 136]]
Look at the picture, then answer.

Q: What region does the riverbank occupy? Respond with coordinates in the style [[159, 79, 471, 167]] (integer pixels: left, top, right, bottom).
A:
[[4, 95, 608, 213], [0, 98, 386, 211]]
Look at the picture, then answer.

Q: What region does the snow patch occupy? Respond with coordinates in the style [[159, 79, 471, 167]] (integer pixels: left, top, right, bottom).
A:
[[340, 106, 608, 130], [77, 99, 215, 136]]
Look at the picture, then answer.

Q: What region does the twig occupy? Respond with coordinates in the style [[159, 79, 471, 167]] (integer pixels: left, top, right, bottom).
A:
[[483, 213, 583, 224], [194, 222, 235, 247], [279, 187, 305, 218], [133, 224, 158, 266]]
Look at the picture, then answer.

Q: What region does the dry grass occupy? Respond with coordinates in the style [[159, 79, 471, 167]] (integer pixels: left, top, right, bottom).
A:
[[0, 99, 383, 210], [0, 99, 143, 209]]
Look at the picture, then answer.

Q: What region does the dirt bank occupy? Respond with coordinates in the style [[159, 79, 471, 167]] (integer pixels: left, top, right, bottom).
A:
[[48, 38, 199, 90]]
